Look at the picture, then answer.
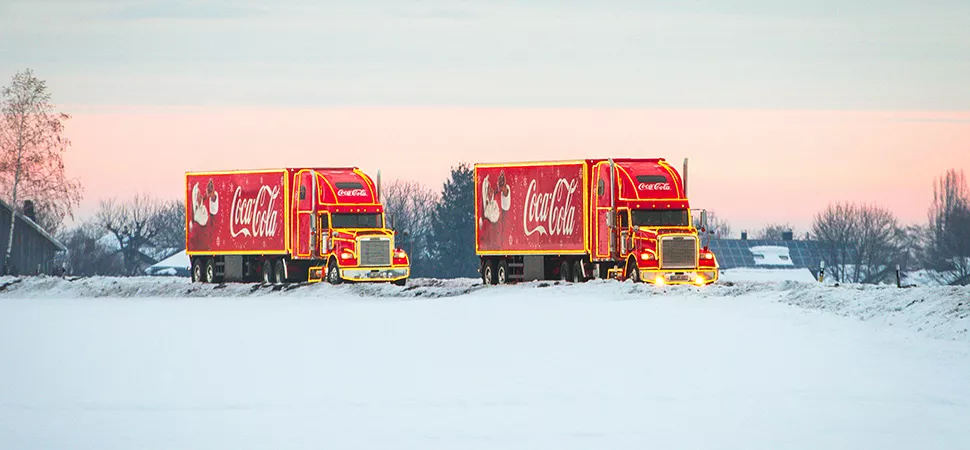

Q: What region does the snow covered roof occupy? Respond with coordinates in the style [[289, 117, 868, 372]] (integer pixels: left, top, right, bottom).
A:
[[148, 250, 189, 270], [748, 245, 794, 266]]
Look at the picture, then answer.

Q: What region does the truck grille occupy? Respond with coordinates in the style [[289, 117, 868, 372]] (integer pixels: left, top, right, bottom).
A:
[[660, 236, 697, 269], [359, 237, 391, 267]]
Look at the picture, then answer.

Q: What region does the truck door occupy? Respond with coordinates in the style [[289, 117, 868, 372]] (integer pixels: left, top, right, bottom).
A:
[[593, 162, 617, 259], [319, 213, 330, 256], [295, 171, 314, 257]]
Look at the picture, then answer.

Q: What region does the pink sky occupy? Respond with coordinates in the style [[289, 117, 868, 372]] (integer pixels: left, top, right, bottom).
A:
[[63, 108, 969, 234]]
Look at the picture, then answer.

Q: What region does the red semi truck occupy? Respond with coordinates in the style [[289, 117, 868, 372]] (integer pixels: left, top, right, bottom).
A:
[[475, 158, 718, 285], [185, 167, 410, 285]]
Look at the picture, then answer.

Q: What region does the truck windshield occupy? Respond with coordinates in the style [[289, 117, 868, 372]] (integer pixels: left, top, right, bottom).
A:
[[631, 209, 690, 227], [332, 213, 383, 229]]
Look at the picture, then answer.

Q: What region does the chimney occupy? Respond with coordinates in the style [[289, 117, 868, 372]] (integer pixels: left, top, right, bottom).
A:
[[782, 230, 793, 241], [23, 200, 36, 222], [741, 231, 747, 240]]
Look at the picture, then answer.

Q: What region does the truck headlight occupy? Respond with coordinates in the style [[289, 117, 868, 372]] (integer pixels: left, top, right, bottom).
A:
[[701, 252, 714, 260], [340, 251, 354, 260], [640, 252, 654, 260], [394, 249, 407, 259]]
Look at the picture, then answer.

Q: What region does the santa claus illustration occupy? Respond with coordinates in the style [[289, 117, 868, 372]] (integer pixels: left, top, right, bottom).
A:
[[191, 179, 220, 227], [479, 171, 512, 248]]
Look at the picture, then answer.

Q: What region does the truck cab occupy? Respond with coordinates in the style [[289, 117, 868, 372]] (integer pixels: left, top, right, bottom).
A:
[[294, 168, 410, 285], [597, 159, 718, 285]]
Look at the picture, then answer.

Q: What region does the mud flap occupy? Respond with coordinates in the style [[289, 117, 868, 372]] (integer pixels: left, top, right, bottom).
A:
[[307, 266, 325, 283]]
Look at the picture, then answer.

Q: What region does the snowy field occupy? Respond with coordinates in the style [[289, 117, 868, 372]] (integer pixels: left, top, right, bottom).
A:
[[1, 275, 969, 449]]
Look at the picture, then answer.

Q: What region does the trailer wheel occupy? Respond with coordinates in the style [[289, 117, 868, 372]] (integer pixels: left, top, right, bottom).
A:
[[191, 258, 203, 283], [482, 260, 497, 285], [274, 259, 287, 284], [626, 259, 640, 283], [262, 259, 274, 284], [204, 258, 217, 283], [327, 260, 342, 285], [572, 260, 584, 283], [497, 260, 509, 284], [559, 260, 571, 282]]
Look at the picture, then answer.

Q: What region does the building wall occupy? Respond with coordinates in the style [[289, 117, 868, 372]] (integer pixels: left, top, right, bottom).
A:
[[0, 207, 61, 275]]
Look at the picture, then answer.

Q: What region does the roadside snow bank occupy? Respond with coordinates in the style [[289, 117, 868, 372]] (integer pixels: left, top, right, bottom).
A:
[[1, 275, 967, 341], [780, 282, 970, 342], [0, 276, 489, 299]]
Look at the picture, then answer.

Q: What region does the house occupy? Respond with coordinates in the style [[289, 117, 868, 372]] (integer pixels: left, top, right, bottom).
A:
[[706, 231, 825, 279], [95, 233, 181, 275], [146, 250, 190, 277], [0, 200, 68, 275]]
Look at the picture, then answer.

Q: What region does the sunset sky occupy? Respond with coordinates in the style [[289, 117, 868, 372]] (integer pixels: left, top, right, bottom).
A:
[[2, 0, 968, 234]]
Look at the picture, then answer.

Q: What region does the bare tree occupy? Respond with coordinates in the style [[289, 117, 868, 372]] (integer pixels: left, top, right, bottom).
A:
[[151, 198, 186, 250], [926, 169, 970, 285], [755, 222, 794, 240], [0, 69, 83, 274], [381, 180, 437, 277], [94, 194, 167, 275], [812, 202, 859, 283], [812, 202, 906, 284], [853, 204, 903, 283]]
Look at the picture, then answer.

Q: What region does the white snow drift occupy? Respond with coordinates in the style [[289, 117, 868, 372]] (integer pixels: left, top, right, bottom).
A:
[[1, 275, 968, 449]]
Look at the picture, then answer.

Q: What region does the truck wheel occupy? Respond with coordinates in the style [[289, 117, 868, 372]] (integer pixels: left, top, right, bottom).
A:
[[393, 277, 407, 286], [191, 258, 203, 283], [560, 260, 571, 282], [262, 259, 274, 284], [572, 260, 584, 283], [204, 258, 217, 283], [327, 260, 342, 285], [274, 259, 287, 284], [482, 260, 496, 285], [626, 260, 640, 283], [497, 260, 509, 284]]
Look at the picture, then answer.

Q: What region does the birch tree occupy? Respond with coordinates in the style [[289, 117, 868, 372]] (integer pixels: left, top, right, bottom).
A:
[[0, 69, 82, 273]]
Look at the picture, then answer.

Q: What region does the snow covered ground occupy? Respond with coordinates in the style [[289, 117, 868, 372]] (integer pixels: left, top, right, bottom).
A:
[[1, 275, 969, 449]]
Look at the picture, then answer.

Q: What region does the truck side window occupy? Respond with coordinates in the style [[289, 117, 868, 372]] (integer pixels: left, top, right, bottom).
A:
[[320, 215, 329, 229], [299, 185, 306, 200], [619, 211, 629, 228], [597, 179, 604, 196]]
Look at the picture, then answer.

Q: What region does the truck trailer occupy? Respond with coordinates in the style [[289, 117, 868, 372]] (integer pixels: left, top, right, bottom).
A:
[[474, 158, 718, 285], [185, 167, 410, 285]]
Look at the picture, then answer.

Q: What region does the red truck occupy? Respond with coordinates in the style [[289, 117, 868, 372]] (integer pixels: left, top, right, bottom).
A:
[[185, 167, 410, 285], [475, 158, 718, 285]]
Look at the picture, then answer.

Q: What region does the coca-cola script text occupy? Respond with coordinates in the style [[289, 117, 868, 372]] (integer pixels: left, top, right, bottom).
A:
[[524, 178, 579, 236], [231, 185, 281, 238]]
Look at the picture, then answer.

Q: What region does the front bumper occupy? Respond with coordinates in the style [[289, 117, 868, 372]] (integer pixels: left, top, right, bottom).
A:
[[640, 268, 718, 285], [340, 266, 410, 282]]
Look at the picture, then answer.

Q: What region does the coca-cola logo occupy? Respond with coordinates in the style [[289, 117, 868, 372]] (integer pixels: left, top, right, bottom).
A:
[[230, 185, 281, 238], [638, 182, 672, 191], [337, 189, 368, 197], [524, 178, 579, 236]]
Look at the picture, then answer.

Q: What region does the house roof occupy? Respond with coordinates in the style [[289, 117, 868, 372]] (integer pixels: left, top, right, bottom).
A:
[[148, 250, 189, 270], [0, 200, 67, 251], [707, 239, 824, 270]]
